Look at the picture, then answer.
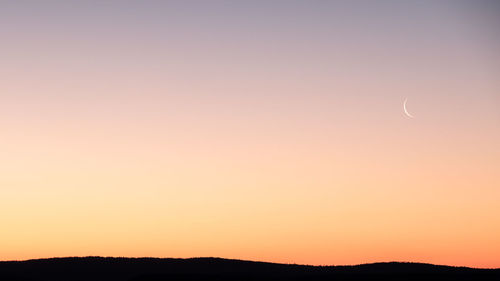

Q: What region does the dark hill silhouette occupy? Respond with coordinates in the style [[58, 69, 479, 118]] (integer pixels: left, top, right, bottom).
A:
[[0, 257, 499, 281]]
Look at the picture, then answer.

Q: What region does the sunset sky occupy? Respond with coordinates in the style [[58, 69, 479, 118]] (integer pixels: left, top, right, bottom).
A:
[[1, 0, 499, 268]]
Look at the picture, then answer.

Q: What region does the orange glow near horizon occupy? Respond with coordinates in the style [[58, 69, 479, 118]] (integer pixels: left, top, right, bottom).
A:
[[1, 1, 499, 268]]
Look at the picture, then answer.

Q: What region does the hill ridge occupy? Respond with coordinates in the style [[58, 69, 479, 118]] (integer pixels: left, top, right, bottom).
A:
[[1, 256, 498, 281]]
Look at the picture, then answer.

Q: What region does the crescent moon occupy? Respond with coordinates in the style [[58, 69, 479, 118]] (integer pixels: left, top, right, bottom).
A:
[[403, 98, 414, 118]]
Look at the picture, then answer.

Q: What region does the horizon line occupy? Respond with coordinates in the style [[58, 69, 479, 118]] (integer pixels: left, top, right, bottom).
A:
[[1, 256, 498, 270]]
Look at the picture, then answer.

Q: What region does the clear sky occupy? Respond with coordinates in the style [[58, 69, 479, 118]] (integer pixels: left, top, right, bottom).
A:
[[1, 0, 499, 268]]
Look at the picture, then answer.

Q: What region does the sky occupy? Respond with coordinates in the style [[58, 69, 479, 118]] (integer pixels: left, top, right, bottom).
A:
[[1, 0, 499, 268]]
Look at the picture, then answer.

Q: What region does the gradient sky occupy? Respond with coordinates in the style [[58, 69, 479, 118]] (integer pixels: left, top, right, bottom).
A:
[[1, 0, 499, 268]]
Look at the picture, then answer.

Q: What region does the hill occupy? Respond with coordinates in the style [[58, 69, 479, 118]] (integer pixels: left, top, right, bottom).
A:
[[0, 257, 499, 280]]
